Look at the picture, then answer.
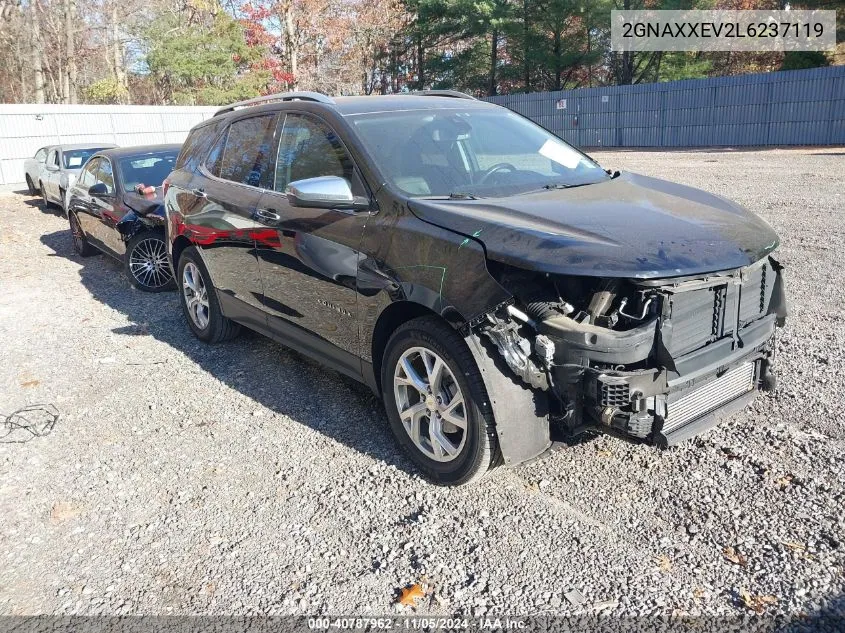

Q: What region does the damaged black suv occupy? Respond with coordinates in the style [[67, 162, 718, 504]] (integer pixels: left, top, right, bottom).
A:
[[164, 90, 787, 485]]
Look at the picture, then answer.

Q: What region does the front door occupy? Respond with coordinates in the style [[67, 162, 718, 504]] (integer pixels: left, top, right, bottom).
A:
[[254, 112, 369, 373], [92, 157, 126, 256], [73, 157, 109, 253]]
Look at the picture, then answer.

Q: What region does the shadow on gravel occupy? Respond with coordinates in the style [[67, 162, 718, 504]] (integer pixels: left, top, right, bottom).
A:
[[19, 195, 62, 216], [39, 230, 418, 476]]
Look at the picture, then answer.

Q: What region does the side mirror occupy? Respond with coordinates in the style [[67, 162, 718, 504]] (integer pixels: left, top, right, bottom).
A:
[[286, 176, 368, 211], [88, 182, 110, 197]]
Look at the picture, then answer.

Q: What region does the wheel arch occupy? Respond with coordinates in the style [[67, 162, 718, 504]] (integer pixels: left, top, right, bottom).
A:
[[371, 300, 447, 396], [170, 234, 193, 270]]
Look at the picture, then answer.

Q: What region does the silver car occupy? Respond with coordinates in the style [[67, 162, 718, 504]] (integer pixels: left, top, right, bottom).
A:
[[38, 143, 117, 214], [23, 146, 49, 195]]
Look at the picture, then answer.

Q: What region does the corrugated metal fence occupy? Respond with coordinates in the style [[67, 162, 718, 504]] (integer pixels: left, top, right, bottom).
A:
[[0, 104, 218, 187], [484, 66, 845, 148]]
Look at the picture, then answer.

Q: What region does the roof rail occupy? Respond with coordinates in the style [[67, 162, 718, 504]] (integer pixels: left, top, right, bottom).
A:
[[214, 91, 335, 117], [413, 90, 477, 101]]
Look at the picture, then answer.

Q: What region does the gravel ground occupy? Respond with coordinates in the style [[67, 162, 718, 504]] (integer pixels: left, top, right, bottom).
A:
[[0, 148, 843, 619]]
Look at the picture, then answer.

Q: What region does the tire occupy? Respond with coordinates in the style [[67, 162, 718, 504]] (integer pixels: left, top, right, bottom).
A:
[[177, 246, 240, 343], [68, 211, 97, 257], [26, 175, 37, 196], [125, 231, 176, 293], [381, 316, 501, 486], [59, 188, 67, 216]]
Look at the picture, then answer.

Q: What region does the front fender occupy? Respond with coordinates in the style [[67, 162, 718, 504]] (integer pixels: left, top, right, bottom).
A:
[[357, 200, 511, 362]]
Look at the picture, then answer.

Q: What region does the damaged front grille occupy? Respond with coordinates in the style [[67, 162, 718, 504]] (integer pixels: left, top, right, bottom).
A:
[[664, 260, 774, 357]]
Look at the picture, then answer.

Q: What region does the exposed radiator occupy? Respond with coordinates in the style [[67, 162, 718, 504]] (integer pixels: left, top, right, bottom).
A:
[[663, 362, 756, 434], [665, 260, 774, 357]]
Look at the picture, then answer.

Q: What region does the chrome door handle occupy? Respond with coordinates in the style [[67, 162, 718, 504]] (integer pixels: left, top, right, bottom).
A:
[[192, 188, 207, 198], [255, 208, 280, 222]]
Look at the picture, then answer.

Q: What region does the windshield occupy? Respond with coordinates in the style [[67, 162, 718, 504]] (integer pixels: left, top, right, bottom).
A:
[[118, 151, 178, 192], [63, 148, 107, 169], [349, 108, 608, 198]]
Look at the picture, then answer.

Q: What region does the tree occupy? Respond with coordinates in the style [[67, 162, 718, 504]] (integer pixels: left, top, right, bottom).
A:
[[145, 8, 270, 104]]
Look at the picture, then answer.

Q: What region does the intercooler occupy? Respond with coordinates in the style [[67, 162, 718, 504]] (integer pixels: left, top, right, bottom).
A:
[[662, 362, 756, 434]]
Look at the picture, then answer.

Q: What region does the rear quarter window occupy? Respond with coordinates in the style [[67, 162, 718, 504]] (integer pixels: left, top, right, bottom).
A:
[[176, 119, 225, 172]]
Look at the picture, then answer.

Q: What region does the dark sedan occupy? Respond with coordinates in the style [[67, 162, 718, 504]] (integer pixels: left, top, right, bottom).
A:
[[66, 144, 180, 292]]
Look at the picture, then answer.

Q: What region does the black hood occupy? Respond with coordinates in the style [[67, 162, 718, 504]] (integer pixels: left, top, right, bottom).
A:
[[408, 171, 779, 279]]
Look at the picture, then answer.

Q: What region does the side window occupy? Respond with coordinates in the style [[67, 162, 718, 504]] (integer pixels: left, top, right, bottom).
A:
[[217, 114, 277, 188], [178, 119, 224, 172], [98, 159, 115, 194], [78, 158, 100, 187], [47, 150, 58, 168], [273, 114, 357, 193], [205, 127, 229, 177], [35, 148, 47, 162]]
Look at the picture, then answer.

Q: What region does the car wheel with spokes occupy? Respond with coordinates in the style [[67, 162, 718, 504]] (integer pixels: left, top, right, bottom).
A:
[[68, 211, 97, 257], [26, 175, 37, 196], [382, 316, 500, 485], [125, 232, 175, 292], [177, 246, 240, 343]]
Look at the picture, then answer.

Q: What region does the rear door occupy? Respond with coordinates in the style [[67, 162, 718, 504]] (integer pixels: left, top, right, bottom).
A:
[[181, 113, 279, 329], [254, 112, 370, 371]]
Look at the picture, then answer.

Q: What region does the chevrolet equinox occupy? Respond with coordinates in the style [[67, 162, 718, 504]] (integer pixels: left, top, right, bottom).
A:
[[164, 90, 787, 485]]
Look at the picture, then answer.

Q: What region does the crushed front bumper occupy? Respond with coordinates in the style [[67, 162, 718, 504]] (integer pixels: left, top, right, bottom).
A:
[[542, 305, 780, 445]]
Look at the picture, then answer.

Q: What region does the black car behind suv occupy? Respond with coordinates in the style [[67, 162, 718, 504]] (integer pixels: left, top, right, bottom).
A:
[[164, 90, 787, 485]]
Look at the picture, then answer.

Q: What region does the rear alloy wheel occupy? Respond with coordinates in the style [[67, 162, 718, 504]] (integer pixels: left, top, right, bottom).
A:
[[59, 188, 67, 216], [26, 175, 37, 196], [68, 212, 96, 257], [126, 232, 175, 292], [382, 316, 500, 485], [177, 246, 240, 343]]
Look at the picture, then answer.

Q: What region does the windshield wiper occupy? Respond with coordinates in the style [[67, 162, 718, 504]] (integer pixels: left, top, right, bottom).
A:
[[512, 182, 600, 197], [417, 192, 483, 201], [542, 183, 592, 190]]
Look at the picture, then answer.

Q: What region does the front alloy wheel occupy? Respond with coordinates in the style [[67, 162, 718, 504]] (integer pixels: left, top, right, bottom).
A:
[[394, 347, 467, 462], [127, 233, 174, 292], [382, 316, 500, 485]]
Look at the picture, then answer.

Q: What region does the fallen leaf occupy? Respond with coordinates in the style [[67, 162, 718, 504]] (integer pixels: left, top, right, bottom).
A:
[[693, 588, 706, 600], [654, 554, 673, 572], [774, 473, 795, 488], [398, 584, 425, 607], [738, 589, 777, 613], [781, 541, 807, 551], [596, 448, 613, 458], [723, 546, 747, 566], [20, 380, 40, 388]]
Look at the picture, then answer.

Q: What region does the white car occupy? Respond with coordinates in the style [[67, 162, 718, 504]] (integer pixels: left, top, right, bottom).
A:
[[23, 146, 49, 195], [38, 143, 117, 214]]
